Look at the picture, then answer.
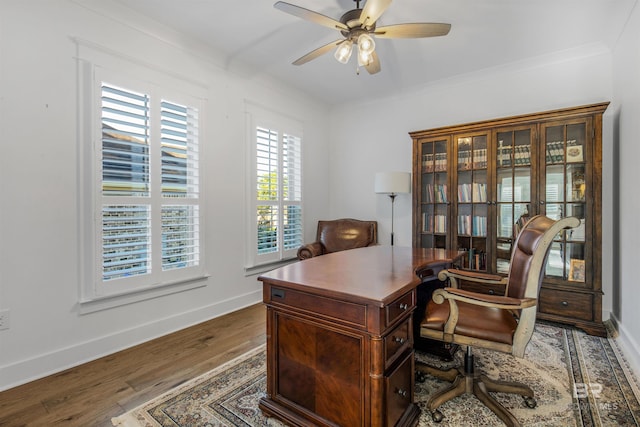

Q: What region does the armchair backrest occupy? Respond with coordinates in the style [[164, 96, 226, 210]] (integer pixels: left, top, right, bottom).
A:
[[506, 215, 580, 356], [506, 215, 580, 300], [316, 218, 378, 254]]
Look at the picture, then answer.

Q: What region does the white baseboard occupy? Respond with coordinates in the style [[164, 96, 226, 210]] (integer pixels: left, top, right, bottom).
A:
[[609, 313, 640, 376], [0, 290, 262, 392]]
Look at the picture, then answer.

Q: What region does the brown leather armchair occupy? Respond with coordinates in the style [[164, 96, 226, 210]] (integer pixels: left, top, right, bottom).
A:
[[417, 215, 580, 426], [296, 218, 378, 260]]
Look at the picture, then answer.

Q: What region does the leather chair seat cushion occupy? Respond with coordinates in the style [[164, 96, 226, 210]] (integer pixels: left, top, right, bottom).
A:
[[422, 300, 518, 345]]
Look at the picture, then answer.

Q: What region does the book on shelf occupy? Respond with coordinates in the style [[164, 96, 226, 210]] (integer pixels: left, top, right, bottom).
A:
[[422, 153, 434, 172], [472, 216, 487, 237], [497, 140, 511, 167], [472, 148, 487, 169], [514, 144, 532, 165], [458, 247, 487, 270], [424, 184, 434, 203], [435, 184, 448, 203], [434, 152, 448, 172], [422, 213, 447, 233], [497, 144, 533, 167], [457, 214, 472, 235], [422, 151, 452, 172], [457, 183, 487, 203], [458, 149, 472, 170], [546, 141, 565, 163], [457, 215, 487, 237]]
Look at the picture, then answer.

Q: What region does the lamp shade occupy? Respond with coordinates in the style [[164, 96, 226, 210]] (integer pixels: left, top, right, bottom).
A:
[[375, 172, 411, 194]]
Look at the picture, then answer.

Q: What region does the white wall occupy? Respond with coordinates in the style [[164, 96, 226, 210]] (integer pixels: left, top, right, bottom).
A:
[[0, 0, 330, 390], [612, 1, 640, 373], [329, 44, 618, 337]]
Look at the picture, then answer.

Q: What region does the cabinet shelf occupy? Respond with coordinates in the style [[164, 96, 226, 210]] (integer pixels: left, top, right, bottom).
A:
[[411, 103, 608, 337]]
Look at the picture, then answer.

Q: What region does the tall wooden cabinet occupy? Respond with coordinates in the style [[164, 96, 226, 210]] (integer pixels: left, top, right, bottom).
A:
[[410, 103, 609, 337]]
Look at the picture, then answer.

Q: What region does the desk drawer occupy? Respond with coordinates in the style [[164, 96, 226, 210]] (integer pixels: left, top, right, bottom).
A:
[[386, 351, 413, 427], [386, 292, 415, 327], [268, 286, 367, 329], [539, 288, 593, 321], [384, 319, 411, 368]]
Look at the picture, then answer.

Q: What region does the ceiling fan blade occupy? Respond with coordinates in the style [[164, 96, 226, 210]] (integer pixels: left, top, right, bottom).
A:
[[359, 0, 392, 28], [274, 1, 348, 31], [292, 39, 342, 65], [374, 23, 451, 38], [364, 51, 381, 74]]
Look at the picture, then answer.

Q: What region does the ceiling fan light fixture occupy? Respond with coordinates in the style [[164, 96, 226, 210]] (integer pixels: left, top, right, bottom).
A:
[[357, 33, 375, 55], [358, 48, 373, 66], [334, 39, 354, 64], [275, 0, 451, 75]]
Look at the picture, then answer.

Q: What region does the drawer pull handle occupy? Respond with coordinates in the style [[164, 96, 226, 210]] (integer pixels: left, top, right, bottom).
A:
[[488, 289, 495, 295], [393, 337, 405, 344], [399, 303, 408, 310], [562, 301, 569, 306], [396, 388, 408, 398]]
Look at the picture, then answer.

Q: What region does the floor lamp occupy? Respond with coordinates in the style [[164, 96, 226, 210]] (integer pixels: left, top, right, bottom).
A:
[[375, 172, 411, 246]]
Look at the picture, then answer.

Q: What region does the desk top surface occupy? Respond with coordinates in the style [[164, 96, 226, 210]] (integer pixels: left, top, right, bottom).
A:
[[258, 246, 464, 306]]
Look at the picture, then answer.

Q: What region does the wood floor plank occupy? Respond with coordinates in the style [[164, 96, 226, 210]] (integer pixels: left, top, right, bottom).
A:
[[0, 303, 266, 427]]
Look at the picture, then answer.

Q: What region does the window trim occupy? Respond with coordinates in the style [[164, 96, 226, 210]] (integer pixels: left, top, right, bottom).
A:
[[77, 40, 207, 308]]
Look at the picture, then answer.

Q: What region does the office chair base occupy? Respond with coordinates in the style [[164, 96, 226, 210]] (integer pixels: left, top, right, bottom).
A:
[[416, 360, 536, 427]]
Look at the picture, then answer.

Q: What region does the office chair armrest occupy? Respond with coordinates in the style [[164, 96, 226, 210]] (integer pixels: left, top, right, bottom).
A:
[[296, 242, 325, 260], [433, 287, 537, 310], [432, 288, 537, 336], [437, 268, 507, 289]]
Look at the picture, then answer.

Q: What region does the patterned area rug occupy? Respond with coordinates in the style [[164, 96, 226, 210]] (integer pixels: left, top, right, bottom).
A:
[[112, 322, 640, 426]]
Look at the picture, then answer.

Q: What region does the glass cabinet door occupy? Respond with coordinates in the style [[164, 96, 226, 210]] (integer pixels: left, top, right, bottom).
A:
[[455, 134, 488, 270], [494, 127, 534, 274], [541, 120, 589, 284], [419, 138, 449, 249]]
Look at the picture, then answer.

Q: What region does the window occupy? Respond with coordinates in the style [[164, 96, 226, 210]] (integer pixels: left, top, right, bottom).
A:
[[101, 83, 200, 282], [247, 104, 303, 267], [78, 43, 206, 305]]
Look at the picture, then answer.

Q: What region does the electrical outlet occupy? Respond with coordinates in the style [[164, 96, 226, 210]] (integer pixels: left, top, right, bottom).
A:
[[0, 309, 9, 330]]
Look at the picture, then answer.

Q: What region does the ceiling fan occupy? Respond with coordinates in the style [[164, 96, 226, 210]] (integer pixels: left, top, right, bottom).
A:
[[274, 0, 451, 74]]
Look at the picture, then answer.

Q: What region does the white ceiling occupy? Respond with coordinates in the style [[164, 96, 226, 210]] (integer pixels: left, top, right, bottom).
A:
[[112, 0, 635, 106]]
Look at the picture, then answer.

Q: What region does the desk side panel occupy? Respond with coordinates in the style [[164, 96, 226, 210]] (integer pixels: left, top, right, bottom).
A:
[[273, 311, 366, 426]]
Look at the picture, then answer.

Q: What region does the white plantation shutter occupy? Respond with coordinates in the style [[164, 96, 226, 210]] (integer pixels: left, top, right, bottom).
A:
[[101, 84, 152, 280], [96, 81, 202, 293], [256, 127, 279, 255], [102, 204, 151, 281], [249, 106, 303, 266], [282, 134, 302, 251], [160, 100, 200, 271]]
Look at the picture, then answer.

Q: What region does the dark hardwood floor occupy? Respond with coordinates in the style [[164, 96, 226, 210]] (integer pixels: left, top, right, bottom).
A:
[[0, 303, 266, 426]]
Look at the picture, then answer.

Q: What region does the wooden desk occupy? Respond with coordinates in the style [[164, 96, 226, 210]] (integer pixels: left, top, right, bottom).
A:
[[258, 246, 464, 427]]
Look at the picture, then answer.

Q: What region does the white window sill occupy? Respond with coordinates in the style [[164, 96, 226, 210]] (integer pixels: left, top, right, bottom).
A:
[[79, 275, 209, 314], [244, 258, 298, 277]]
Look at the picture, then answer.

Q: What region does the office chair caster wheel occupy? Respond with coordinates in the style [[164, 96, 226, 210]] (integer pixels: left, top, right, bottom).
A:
[[415, 371, 427, 383], [524, 396, 537, 408], [431, 410, 444, 423]]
